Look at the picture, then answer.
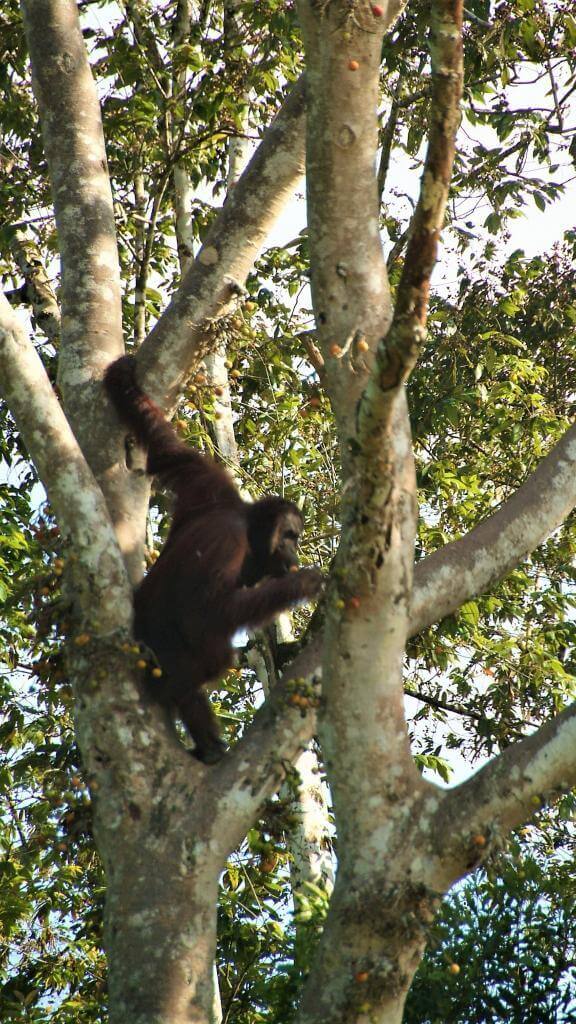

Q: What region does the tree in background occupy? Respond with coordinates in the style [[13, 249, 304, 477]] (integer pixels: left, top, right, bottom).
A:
[[0, 1, 575, 1023], [406, 806, 576, 1024]]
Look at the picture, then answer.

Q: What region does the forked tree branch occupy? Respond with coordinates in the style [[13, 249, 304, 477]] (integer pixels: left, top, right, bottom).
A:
[[220, 638, 576, 860], [23, 0, 308, 413], [207, 642, 322, 855]]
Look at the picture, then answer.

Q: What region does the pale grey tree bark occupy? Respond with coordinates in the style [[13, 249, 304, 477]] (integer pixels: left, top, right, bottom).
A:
[[7, 229, 61, 342], [2, 1, 575, 1023]]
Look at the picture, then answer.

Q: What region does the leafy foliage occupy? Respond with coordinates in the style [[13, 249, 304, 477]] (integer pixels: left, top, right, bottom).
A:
[[0, 511, 106, 1021], [406, 801, 576, 1024], [408, 242, 576, 765], [0, 0, 575, 1019]]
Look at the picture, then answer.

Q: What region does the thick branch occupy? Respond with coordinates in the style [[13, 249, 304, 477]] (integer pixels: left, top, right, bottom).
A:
[[395, 0, 463, 310], [0, 295, 130, 630], [206, 639, 322, 856], [21, 0, 123, 379], [135, 76, 308, 402], [296, 0, 400, 435], [410, 422, 576, 633], [21, 0, 149, 586], [357, 0, 463, 452], [434, 702, 576, 885]]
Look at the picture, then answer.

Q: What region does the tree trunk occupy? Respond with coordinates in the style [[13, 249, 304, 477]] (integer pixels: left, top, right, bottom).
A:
[[105, 857, 220, 1024]]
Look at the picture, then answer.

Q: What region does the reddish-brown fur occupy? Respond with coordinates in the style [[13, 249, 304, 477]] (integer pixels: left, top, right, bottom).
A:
[[105, 356, 322, 763]]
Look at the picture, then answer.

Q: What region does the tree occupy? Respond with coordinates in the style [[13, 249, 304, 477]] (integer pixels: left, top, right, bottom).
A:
[[0, 1, 575, 1023]]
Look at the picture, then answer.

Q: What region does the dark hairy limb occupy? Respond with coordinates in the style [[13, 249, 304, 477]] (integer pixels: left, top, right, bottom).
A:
[[225, 569, 324, 632]]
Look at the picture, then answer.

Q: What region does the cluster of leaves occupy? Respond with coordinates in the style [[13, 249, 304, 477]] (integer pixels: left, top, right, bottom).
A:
[[380, 0, 575, 246]]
